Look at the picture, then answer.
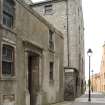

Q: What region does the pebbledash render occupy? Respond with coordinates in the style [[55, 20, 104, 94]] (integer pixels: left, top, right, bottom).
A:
[[0, 0, 64, 105], [31, 0, 85, 99]]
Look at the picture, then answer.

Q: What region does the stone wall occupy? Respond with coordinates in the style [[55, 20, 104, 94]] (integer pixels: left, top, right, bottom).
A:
[[0, 0, 64, 105], [31, 0, 85, 97]]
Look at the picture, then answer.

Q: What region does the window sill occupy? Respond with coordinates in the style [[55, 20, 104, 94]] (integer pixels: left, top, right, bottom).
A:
[[48, 48, 55, 53], [49, 80, 54, 85], [0, 76, 16, 81], [44, 11, 54, 15], [0, 24, 16, 35]]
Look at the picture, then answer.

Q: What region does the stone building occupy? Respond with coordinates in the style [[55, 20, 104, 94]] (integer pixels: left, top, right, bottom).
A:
[[0, 0, 64, 105], [90, 73, 101, 92], [90, 42, 105, 92], [31, 0, 85, 99], [100, 43, 105, 92]]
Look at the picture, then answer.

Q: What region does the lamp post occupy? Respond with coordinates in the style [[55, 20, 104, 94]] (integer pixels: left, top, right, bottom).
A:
[[91, 69, 94, 92], [87, 48, 93, 101]]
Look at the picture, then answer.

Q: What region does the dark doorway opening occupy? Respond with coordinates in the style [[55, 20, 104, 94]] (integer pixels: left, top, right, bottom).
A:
[[28, 53, 39, 105]]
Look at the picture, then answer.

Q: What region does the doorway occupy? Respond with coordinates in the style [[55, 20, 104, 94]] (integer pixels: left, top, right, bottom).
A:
[[28, 53, 39, 105]]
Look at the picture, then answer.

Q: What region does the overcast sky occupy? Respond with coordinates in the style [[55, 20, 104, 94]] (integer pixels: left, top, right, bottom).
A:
[[32, 0, 105, 79], [32, 0, 45, 3], [82, 0, 105, 79]]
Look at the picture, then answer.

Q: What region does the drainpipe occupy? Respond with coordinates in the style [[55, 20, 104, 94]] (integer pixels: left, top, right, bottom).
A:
[[66, 0, 70, 67]]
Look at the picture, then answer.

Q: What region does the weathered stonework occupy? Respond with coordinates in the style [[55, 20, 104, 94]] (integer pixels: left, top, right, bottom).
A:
[[31, 0, 85, 99], [0, 0, 64, 105]]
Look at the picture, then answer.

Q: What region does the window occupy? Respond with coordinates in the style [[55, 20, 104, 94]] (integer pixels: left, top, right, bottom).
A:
[[44, 4, 53, 15], [3, 0, 15, 28], [78, 8, 80, 16], [49, 62, 54, 80], [49, 30, 54, 50], [79, 26, 80, 44], [2, 45, 14, 76]]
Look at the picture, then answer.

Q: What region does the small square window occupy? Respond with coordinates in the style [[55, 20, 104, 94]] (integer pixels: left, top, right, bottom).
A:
[[44, 4, 53, 15]]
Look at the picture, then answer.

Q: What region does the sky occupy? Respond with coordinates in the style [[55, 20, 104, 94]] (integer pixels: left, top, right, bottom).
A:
[[31, 0, 105, 79], [32, 0, 45, 3], [82, 0, 105, 79]]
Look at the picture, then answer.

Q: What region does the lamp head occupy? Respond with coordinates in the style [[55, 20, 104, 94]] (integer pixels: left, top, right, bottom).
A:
[[87, 48, 93, 56]]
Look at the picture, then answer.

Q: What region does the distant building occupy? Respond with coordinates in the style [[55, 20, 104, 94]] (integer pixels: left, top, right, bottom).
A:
[[31, 0, 85, 99], [100, 43, 105, 92], [0, 0, 64, 105], [91, 73, 101, 92], [91, 42, 105, 92]]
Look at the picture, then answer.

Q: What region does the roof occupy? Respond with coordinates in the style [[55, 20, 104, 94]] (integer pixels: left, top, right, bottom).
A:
[[16, 0, 63, 39], [30, 0, 65, 7], [24, 0, 32, 4]]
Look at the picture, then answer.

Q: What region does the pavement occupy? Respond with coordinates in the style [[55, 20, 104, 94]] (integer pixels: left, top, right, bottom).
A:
[[51, 92, 105, 105], [74, 92, 105, 105], [51, 101, 73, 105]]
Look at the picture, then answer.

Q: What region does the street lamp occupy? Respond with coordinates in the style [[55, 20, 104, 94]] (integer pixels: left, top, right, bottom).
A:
[[91, 69, 94, 92], [87, 48, 93, 101]]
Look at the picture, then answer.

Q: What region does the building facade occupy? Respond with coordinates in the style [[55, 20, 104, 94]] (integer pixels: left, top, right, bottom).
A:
[[90, 42, 105, 92], [90, 73, 101, 92], [100, 43, 105, 92], [31, 0, 85, 99], [0, 0, 64, 105]]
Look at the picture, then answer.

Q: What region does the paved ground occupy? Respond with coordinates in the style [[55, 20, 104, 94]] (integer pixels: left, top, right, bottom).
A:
[[52, 92, 105, 105], [72, 92, 105, 105]]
